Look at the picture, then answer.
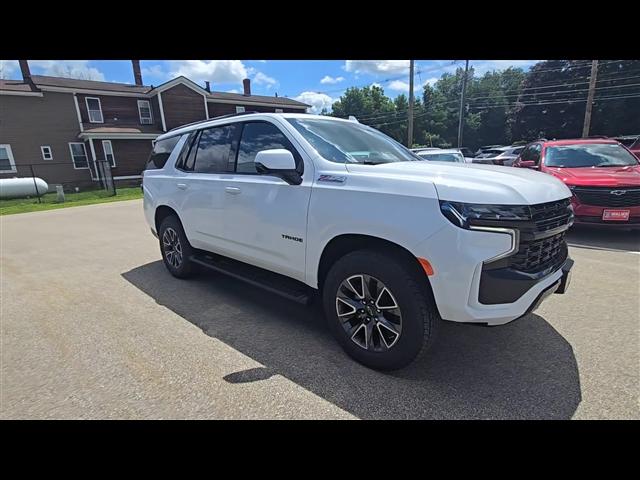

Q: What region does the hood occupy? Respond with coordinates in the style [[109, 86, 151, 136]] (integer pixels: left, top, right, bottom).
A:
[[545, 165, 640, 187], [345, 161, 571, 205]]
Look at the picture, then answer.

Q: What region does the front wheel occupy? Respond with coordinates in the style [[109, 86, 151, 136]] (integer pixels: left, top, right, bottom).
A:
[[323, 249, 440, 370]]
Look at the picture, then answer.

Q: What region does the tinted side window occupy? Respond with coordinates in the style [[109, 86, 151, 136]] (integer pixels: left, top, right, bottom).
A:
[[194, 125, 236, 173], [182, 131, 201, 171], [236, 122, 298, 174], [174, 132, 197, 170], [530, 144, 542, 164], [146, 136, 180, 169]]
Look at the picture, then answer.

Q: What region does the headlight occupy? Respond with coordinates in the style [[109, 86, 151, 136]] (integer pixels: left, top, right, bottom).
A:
[[439, 201, 523, 263], [439, 201, 530, 229]]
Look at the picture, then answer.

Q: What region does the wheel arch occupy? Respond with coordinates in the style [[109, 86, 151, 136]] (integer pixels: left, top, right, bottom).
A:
[[316, 234, 433, 294], [155, 205, 181, 233]]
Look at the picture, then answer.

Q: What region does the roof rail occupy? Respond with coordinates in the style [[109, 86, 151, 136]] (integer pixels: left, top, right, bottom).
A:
[[168, 111, 260, 132]]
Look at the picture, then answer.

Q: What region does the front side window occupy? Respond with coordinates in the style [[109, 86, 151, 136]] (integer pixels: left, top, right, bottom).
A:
[[102, 140, 116, 167], [146, 136, 180, 170], [545, 143, 640, 168], [138, 100, 153, 125], [0, 144, 17, 172], [69, 143, 89, 169], [236, 121, 298, 174], [286, 118, 418, 165], [41, 146, 53, 161], [85, 97, 104, 123], [193, 125, 236, 173]]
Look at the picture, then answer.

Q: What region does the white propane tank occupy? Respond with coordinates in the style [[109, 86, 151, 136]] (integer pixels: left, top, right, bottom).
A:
[[0, 177, 49, 199]]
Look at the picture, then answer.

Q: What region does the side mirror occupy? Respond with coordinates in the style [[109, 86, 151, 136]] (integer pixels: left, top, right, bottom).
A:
[[254, 149, 301, 185], [518, 160, 538, 169]]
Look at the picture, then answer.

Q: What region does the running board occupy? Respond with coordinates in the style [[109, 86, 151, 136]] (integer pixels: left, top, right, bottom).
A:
[[190, 252, 313, 305]]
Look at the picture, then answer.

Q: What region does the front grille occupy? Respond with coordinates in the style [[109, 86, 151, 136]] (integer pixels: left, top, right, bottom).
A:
[[530, 198, 573, 233], [510, 232, 568, 274], [573, 187, 640, 207]]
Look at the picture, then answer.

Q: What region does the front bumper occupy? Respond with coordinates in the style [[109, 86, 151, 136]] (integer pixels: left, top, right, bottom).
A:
[[412, 222, 570, 326], [571, 197, 640, 228]]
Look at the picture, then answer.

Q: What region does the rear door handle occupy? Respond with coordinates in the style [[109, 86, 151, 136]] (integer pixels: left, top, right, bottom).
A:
[[225, 186, 241, 195], [176, 183, 188, 190]]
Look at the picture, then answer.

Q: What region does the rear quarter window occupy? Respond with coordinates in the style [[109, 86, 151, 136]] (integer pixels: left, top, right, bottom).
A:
[[146, 136, 180, 170]]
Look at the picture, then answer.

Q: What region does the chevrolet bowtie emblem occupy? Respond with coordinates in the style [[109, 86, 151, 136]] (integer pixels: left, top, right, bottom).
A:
[[610, 190, 627, 196]]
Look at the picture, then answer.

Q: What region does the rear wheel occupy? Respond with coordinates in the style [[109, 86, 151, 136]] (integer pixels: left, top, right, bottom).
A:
[[158, 215, 195, 278], [323, 249, 440, 370]]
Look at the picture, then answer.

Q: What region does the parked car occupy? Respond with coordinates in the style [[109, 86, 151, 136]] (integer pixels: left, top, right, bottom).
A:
[[143, 113, 573, 370], [474, 145, 504, 157], [410, 147, 440, 154], [458, 147, 475, 158], [415, 148, 465, 163], [513, 138, 640, 228], [472, 146, 524, 166]]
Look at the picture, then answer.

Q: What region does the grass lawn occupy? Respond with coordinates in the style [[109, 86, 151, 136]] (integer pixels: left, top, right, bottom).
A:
[[0, 187, 143, 216]]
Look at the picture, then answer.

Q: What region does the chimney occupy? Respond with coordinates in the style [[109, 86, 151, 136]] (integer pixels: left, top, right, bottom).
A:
[[243, 78, 251, 96], [205, 81, 211, 93], [19, 60, 31, 82], [131, 60, 143, 86]]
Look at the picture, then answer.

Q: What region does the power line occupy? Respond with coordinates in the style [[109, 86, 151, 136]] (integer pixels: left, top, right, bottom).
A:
[[468, 93, 640, 110]]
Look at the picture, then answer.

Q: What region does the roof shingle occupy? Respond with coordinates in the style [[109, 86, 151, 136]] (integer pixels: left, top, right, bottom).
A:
[[0, 74, 309, 107]]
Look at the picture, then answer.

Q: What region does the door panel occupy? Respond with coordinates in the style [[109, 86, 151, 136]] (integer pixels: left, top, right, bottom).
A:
[[218, 120, 312, 281], [221, 174, 311, 281]]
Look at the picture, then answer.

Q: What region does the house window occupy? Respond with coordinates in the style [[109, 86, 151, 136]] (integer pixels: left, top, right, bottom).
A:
[[69, 143, 89, 169], [137, 100, 153, 125], [102, 140, 116, 167], [236, 106, 245, 113], [41, 146, 53, 160], [275, 109, 284, 113], [0, 144, 17, 173], [85, 97, 104, 123]]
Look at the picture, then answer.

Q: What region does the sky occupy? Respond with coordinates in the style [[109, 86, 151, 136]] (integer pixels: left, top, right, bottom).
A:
[[0, 60, 540, 113]]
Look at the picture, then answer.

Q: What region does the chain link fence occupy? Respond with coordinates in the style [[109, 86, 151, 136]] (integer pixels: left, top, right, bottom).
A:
[[1, 160, 116, 203]]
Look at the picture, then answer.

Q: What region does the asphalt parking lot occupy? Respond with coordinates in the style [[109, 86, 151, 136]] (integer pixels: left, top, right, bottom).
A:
[[1, 200, 638, 419]]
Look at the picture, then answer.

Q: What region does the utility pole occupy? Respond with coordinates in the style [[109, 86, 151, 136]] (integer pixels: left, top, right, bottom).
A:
[[457, 60, 469, 148], [582, 59, 599, 138], [408, 59, 415, 148]]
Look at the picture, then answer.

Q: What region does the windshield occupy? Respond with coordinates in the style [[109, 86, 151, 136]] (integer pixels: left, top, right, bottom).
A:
[[418, 152, 464, 163], [545, 143, 639, 168], [286, 118, 418, 164]]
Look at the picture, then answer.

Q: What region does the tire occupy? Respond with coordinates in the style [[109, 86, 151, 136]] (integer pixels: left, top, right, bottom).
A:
[[158, 215, 195, 279], [322, 249, 440, 370]]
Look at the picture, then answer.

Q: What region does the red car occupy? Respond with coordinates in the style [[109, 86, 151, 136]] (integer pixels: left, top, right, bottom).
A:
[[513, 138, 640, 228]]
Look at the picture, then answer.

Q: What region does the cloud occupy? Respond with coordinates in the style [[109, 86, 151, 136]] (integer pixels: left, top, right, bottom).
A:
[[387, 78, 436, 95], [0, 60, 19, 79], [253, 71, 278, 87], [141, 64, 165, 80], [227, 89, 240, 94], [387, 80, 411, 92], [169, 60, 248, 84], [344, 60, 410, 75], [320, 75, 345, 84], [294, 91, 335, 114], [1, 60, 105, 80], [471, 60, 541, 76]]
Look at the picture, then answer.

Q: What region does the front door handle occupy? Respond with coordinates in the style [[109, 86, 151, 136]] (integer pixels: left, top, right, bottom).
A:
[[176, 183, 188, 190], [225, 186, 241, 195]]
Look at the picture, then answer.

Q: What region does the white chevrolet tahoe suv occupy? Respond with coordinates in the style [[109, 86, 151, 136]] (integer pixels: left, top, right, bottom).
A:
[[143, 112, 574, 370]]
